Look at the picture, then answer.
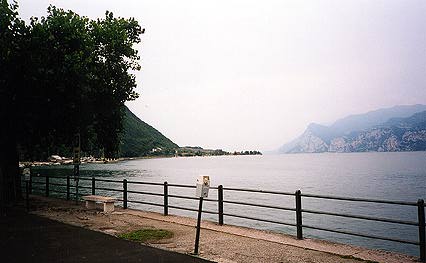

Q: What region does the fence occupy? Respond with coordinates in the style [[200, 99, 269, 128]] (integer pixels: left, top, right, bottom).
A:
[[23, 175, 426, 262]]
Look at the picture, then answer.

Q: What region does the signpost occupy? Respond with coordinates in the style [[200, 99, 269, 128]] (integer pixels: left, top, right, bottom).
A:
[[73, 133, 80, 204], [22, 167, 31, 211], [194, 175, 210, 255]]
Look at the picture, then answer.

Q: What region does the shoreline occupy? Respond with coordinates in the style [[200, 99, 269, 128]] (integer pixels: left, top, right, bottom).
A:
[[20, 154, 266, 167], [21, 150, 426, 167], [19, 155, 175, 167]]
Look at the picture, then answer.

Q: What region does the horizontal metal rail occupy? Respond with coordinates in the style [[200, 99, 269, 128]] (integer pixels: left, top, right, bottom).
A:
[[49, 189, 68, 194], [223, 212, 296, 227], [168, 194, 216, 202], [127, 180, 164, 186], [168, 205, 217, 215], [302, 209, 419, 226], [30, 187, 44, 191], [75, 190, 91, 194], [76, 177, 92, 181], [223, 187, 294, 196], [167, 183, 195, 189], [224, 199, 296, 212], [31, 181, 45, 185], [127, 190, 163, 196], [127, 200, 164, 207], [92, 178, 122, 183], [302, 224, 419, 245], [49, 183, 66, 187], [302, 193, 418, 206], [95, 187, 123, 192]]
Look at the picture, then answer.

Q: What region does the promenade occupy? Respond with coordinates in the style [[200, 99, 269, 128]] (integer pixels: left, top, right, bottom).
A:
[[4, 195, 418, 263], [0, 207, 211, 263]]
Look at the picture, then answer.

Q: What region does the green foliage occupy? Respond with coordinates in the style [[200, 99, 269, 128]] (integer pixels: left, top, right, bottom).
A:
[[0, 0, 143, 202], [118, 229, 173, 243], [120, 106, 178, 157], [1, 2, 143, 160], [90, 11, 142, 158], [0, 0, 28, 203]]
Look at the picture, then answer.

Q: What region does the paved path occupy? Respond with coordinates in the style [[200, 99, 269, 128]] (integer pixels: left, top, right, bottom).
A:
[[0, 208, 212, 263], [9, 196, 418, 263]]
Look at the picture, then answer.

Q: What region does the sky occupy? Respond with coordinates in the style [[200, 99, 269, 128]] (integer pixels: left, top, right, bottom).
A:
[[17, 0, 426, 152]]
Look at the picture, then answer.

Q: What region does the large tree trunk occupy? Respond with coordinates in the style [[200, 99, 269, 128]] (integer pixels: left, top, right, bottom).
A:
[[0, 106, 21, 215]]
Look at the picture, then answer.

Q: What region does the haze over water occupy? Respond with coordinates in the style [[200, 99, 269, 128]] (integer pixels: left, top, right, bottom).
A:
[[35, 152, 426, 256]]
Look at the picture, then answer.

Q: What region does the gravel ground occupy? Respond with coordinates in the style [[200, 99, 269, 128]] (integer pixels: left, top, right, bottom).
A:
[[28, 196, 417, 263]]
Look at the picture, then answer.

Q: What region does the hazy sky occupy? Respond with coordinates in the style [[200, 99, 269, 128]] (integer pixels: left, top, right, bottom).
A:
[[17, 0, 426, 151]]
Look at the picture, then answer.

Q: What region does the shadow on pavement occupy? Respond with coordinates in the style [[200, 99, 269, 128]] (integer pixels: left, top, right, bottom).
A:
[[0, 208, 213, 263]]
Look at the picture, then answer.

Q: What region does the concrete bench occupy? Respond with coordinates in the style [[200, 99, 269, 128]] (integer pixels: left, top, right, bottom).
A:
[[83, 195, 116, 213]]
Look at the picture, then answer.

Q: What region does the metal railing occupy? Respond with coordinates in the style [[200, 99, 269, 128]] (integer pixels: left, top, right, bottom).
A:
[[23, 175, 426, 262]]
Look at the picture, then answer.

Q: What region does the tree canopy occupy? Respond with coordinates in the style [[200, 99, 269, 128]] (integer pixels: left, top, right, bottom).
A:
[[0, 0, 143, 204]]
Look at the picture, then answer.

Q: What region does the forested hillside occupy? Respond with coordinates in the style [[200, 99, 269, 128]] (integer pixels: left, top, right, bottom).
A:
[[120, 107, 178, 157]]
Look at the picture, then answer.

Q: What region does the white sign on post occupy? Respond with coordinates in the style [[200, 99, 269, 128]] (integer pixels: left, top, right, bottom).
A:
[[195, 175, 210, 198], [22, 167, 31, 181]]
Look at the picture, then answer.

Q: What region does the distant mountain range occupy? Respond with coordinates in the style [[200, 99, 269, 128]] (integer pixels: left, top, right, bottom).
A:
[[278, 104, 426, 153], [120, 106, 178, 157]]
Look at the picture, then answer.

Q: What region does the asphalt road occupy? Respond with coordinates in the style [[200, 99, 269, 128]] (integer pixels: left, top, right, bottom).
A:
[[0, 208, 213, 263]]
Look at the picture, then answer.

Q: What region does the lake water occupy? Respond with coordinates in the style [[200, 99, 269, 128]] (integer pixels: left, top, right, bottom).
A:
[[32, 152, 426, 257]]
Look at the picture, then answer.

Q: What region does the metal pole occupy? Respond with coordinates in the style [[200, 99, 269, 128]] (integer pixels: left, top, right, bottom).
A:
[[25, 181, 29, 212], [418, 199, 425, 262], [29, 174, 32, 194], [123, 179, 128, 209], [75, 180, 79, 205], [218, 185, 224, 225], [163, 181, 168, 215], [295, 189, 303, 239], [91, 177, 95, 195], [45, 176, 49, 197], [74, 164, 79, 205], [66, 176, 70, 200], [194, 197, 204, 255]]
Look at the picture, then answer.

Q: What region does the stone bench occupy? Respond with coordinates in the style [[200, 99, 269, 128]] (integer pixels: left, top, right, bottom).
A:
[[82, 195, 116, 213]]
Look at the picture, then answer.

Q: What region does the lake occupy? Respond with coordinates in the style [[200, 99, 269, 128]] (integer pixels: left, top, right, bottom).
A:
[[32, 152, 426, 257]]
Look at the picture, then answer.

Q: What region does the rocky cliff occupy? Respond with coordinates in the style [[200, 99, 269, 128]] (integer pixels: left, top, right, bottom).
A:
[[279, 106, 426, 153]]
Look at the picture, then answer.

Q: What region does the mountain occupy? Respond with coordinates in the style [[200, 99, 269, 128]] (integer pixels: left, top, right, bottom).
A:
[[278, 105, 426, 153], [329, 104, 426, 135], [119, 107, 178, 157]]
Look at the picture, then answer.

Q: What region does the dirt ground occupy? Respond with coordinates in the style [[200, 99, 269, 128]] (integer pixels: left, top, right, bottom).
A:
[[28, 196, 418, 263]]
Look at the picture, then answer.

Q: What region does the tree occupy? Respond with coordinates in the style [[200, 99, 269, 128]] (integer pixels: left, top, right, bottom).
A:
[[90, 11, 141, 157], [0, 1, 143, 206], [0, 0, 27, 210]]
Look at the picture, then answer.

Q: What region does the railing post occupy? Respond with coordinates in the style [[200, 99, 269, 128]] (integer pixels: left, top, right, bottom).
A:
[[45, 175, 49, 197], [66, 176, 70, 200], [29, 173, 32, 194], [123, 179, 128, 209], [194, 197, 204, 255], [25, 181, 29, 212], [75, 179, 79, 204], [163, 181, 168, 215], [218, 185, 224, 225], [295, 189, 303, 239], [91, 177, 96, 195], [418, 199, 425, 262]]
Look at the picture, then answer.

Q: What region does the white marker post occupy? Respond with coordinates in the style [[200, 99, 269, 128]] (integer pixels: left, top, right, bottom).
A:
[[22, 167, 31, 211], [73, 133, 80, 204], [194, 175, 210, 255]]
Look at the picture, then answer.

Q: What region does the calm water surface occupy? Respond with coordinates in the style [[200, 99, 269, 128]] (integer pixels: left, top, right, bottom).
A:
[[33, 152, 426, 256]]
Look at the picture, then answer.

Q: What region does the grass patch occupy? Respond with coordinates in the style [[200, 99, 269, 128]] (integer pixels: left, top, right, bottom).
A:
[[118, 229, 174, 243]]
